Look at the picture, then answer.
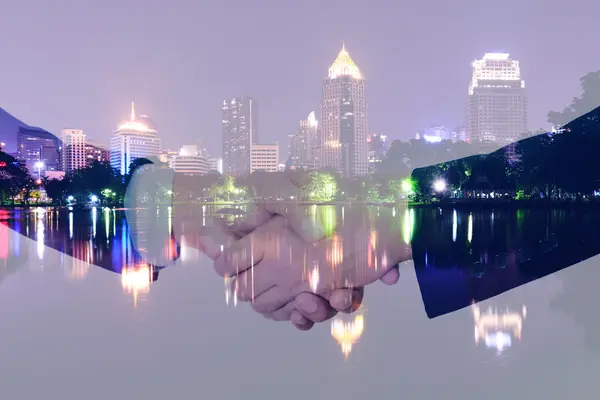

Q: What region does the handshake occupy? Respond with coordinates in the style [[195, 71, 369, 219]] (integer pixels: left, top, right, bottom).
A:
[[125, 164, 412, 330]]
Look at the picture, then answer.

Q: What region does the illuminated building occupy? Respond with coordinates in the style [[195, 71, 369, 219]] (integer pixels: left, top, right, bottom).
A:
[[17, 126, 61, 174], [159, 148, 178, 164], [367, 133, 387, 173], [222, 97, 258, 176], [250, 144, 279, 173], [110, 102, 161, 176], [416, 126, 451, 143], [331, 307, 365, 359], [85, 140, 110, 166], [467, 53, 528, 157], [472, 302, 527, 354], [288, 112, 318, 169], [169, 145, 212, 176], [318, 45, 368, 177], [0, 142, 5, 152], [61, 129, 86, 172], [208, 157, 223, 173]]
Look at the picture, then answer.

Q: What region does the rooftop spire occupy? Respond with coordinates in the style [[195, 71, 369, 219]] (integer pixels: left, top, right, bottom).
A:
[[131, 101, 135, 121], [328, 44, 362, 80]]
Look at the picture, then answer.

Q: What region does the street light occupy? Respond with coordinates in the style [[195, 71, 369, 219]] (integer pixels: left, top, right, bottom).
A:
[[34, 161, 44, 179], [433, 179, 447, 193]]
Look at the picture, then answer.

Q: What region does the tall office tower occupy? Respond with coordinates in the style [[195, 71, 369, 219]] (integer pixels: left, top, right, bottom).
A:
[[110, 102, 161, 176], [250, 144, 279, 173], [288, 111, 318, 169], [467, 53, 528, 154], [61, 129, 86, 173], [85, 141, 110, 166], [318, 45, 368, 177], [366, 133, 388, 173], [222, 97, 258, 176], [17, 126, 61, 174]]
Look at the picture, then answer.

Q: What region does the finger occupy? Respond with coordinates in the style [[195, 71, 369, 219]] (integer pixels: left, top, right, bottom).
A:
[[265, 300, 297, 321], [294, 292, 337, 323], [379, 265, 400, 285], [251, 286, 295, 314], [214, 216, 289, 277], [231, 264, 277, 302], [290, 310, 315, 331], [329, 287, 364, 313]]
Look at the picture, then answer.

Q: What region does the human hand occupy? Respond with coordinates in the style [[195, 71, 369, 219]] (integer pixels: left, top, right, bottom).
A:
[[213, 205, 411, 325]]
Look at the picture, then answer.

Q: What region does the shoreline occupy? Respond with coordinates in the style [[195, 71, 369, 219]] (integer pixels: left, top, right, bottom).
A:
[[3, 199, 600, 209]]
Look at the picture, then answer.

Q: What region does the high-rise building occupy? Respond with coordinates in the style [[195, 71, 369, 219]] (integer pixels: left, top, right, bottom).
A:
[[222, 97, 258, 176], [318, 45, 368, 177], [110, 102, 161, 176], [250, 144, 279, 173], [288, 111, 318, 170], [169, 145, 212, 176], [85, 141, 110, 166], [208, 157, 223, 174], [17, 126, 61, 175], [467, 53, 528, 151], [61, 129, 87, 173], [366, 133, 388, 173]]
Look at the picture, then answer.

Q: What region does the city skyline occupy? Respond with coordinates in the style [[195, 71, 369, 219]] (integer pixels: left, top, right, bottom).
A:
[[2, 0, 598, 158]]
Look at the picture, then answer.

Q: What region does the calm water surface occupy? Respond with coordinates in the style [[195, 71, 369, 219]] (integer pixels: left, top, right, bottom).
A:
[[3, 205, 600, 318]]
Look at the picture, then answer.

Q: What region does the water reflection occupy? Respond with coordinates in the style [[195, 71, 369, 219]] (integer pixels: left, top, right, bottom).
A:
[[472, 302, 527, 354], [331, 306, 365, 359]]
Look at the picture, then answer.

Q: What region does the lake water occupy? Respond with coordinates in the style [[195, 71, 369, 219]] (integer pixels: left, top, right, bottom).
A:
[[3, 205, 600, 317]]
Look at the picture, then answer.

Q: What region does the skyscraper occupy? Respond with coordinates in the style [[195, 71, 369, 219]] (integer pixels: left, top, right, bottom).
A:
[[222, 97, 258, 176], [250, 144, 279, 173], [366, 133, 388, 173], [467, 53, 528, 149], [110, 102, 161, 176], [85, 141, 110, 166], [288, 111, 318, 170], [318, 45, 368, 177], [17, 126, 61, 174], [62, 129, 86, 173]]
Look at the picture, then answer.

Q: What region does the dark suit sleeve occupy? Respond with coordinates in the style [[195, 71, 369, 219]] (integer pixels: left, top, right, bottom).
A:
[[409, 138, 600, 319]]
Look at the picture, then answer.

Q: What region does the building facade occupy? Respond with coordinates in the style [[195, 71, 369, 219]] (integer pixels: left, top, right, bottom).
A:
[[16, 126, 61, 175], [288, 111, 318, 170], [85, 141, 110, 166], [250, 144, 279, 173], [110, 103, 161, 176], [318, 45, 368, 177], [366, 133, 388, 173], [467, 53, 528, 150], [61, 129, 87, 173], [222, 97, 258, 176], [169, 145, 212, 176]]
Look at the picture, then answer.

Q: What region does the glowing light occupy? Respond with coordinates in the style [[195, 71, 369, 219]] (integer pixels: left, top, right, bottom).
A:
[[331, 309, 365, 359], [36, 218, 44, 260], [467, 213, 473, 243], [67, 195, 74, 202], [401, 178, 413, 194], [423, 134, 443, 143], [121, 264, 152, 308], [90, 195, 98, 203], [472, 303, 526, 353], [483, 53, 510, 60], [69, 212, 73, 239], [452, 209, 457, 242], [328, 44, 362, 80], [308, 264, 320, 293], [433, 179, 446, 192], [307, 111, 318, 129]]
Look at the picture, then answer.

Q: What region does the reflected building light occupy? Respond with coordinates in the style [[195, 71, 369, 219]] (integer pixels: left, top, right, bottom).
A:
[[121, 264, 153, 308], [327, 235, 344, 268], [104, 207, 110, 238], [452, 209, 457, 242], [224, 275, 237, 307], [92, 207, 97, 238], [402, 209, 415, 244], [309, 262, 320, 293], [69, 212, 73, 239], [36, 218, 44, 260], [331, 307, 365, 359], [472, 303, 527, 354], [467, 213, 473, 243]]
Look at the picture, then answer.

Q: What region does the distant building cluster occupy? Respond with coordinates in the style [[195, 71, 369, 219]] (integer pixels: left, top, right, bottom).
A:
[[0, 49, 530, 180]]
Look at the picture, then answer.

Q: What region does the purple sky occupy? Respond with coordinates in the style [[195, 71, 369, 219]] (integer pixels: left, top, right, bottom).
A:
[[1, 0, 599, 156]]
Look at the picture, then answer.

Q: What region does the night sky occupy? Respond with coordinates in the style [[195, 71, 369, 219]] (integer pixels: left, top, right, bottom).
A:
[[1, 0, 599, 156]]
